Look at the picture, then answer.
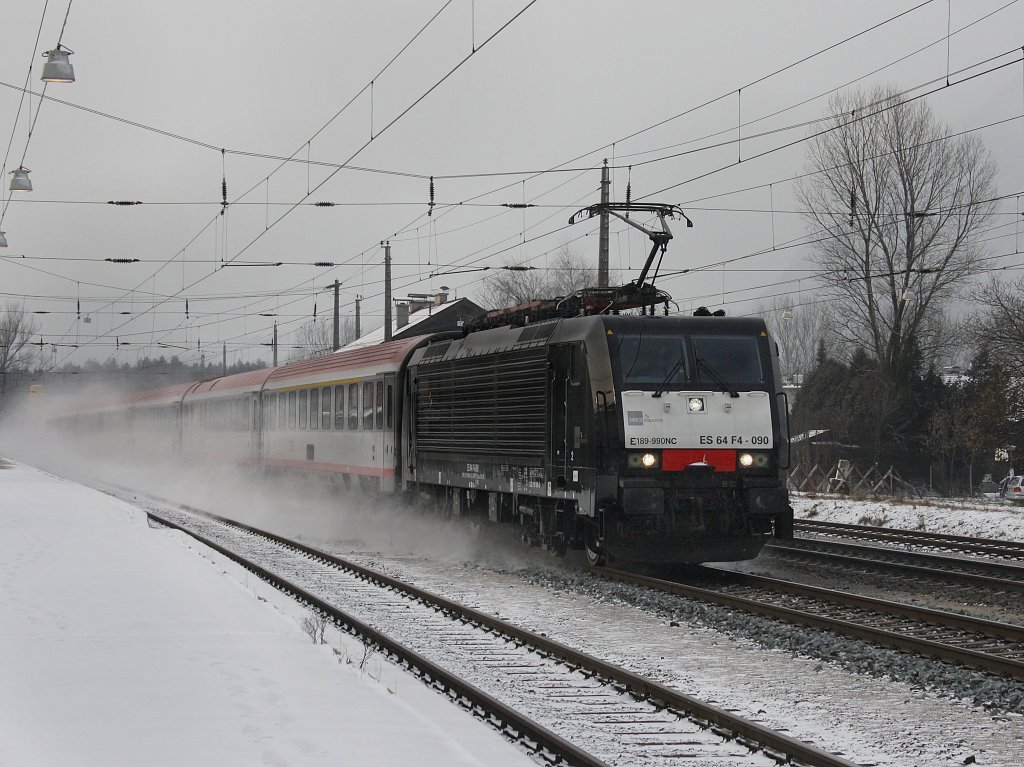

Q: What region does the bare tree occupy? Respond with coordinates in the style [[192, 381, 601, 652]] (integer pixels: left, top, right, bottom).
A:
[[476, 242, 605, 310], [757, 297, 838, 381], [797, 86, 996, 381], [972, 276, 1024, 377], [0, 304, 39, 416], [291, 316, 356, 361]]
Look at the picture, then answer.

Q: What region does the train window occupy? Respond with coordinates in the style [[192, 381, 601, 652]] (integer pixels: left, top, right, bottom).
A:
[[277, 392, 285, 430], [309, 388, 319, 431], [348, 383, 359, 430], [321, 387, 331, 430], [288, 391, 296, 429], [362, 382, 374, 430], [334, 385, 345, 430], [617, 335, 689, 388], [692, 335, 764, 385], [298, 390, 308, 430], [385, 380, 394, 429], [375, 379, 384, 430]]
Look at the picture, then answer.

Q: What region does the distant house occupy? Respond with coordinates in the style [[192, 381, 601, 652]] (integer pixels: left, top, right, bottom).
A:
[[342, 291, 485, 350], [789, 427, 864, 468]]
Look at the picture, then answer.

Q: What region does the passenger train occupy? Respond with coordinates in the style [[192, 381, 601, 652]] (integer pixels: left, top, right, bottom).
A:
[[53, 311, 793, 565]]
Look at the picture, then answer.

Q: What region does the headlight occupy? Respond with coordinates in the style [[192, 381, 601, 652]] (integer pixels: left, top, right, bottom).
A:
[[628, 452, 660, 469], [738, 452, 770, 469], [687, 397, 705, 413]]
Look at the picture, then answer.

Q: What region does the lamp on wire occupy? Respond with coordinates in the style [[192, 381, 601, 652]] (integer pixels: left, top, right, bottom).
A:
[[41, 45, 75, 83], [782, 307, 793, 321], [0, 231, 7, 248], [9, 167, 32, 192], [900, 289, 915, 302]]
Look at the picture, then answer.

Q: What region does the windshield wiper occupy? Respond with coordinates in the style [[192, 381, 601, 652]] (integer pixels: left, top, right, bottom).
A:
[[697, 358, 740, 398], [651, 357, 685, 398]]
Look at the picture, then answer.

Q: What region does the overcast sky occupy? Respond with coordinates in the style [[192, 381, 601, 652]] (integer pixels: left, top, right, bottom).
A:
[[2, 0, 1022, 370]]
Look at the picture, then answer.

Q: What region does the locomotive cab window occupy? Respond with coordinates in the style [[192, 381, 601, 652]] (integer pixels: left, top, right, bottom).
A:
[[692, 335, 764, 386], [616, 335, 689, 388]]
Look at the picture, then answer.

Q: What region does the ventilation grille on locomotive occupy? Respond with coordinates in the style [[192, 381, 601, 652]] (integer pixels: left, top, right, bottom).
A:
[[415, 347, 547, 459]]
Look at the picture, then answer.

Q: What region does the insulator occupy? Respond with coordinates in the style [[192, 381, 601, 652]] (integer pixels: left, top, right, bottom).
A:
[[625, 166, 633, 218], [313, 261, 335, 267], [314, 201, 336, 207], [107, 200, 143, 206], [104, 258, 140, 263], [428, 176, 435, 217], [185, 299, 189, 319], [849, 189, 857, 226], [502, 203, 535, 209]]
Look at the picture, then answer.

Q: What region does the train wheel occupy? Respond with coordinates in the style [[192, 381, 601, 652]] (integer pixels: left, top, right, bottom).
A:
[[584, 526, 606, 567]]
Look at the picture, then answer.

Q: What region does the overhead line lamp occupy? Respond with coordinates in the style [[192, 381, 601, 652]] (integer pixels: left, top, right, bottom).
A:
[[9, 167, 32, 192], [0, 231, 7, 248], [41, 45, 75, 83]]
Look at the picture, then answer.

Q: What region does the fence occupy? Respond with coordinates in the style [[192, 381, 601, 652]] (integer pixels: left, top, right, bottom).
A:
[[787, 460, 920, 497]]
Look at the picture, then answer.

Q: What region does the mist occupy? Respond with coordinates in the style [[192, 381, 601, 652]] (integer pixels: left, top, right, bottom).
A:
[[0, 390, 562, 574]]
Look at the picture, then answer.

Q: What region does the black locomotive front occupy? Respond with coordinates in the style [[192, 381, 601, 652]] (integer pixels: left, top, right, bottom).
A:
[[402, 314, 791, 565], [593, 315, 792, 563]]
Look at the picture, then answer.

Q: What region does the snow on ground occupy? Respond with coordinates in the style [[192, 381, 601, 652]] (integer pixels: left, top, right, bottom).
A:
[[791, 492, 1024, 542], [0, 459, 534, 767]]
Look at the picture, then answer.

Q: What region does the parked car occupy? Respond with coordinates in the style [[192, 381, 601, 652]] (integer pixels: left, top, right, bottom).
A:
[[999, 475, 1024, 504]]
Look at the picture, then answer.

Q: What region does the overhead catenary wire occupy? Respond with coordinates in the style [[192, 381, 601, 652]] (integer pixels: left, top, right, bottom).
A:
[[45, 0, 542, 370], [19, 0, 1019, 370]]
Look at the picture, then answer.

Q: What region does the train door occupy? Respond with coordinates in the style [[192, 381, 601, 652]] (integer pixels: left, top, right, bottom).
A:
[[382, 373, 396, 491], [250, 392, 261, 465], [548, 343, 587, 490]]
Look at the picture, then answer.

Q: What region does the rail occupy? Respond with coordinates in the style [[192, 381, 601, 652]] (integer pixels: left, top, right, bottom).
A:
[[596, 568, 1024, 681], [148, 503, 858, 767]]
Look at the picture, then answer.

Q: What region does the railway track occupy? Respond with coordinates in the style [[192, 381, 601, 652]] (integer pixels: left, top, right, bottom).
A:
[[134, 498, 858, 767], [764, 535, 1024, 595], [792, 518, 1024, 561], [598, 567, 1024, 682]]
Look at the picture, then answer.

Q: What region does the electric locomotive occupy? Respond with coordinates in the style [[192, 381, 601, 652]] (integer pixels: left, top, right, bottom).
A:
[[403, 310, 792, 564]]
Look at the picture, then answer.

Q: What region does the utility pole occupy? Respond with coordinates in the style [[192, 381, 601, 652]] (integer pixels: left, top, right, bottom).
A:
[[222, 343, 227, 376], [598, 158, 610, 287], [383, 241, 393, 342], [354, 296, 361, 340], [272, 322, 278, 367], [332, 279, 340, 351]]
